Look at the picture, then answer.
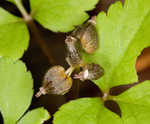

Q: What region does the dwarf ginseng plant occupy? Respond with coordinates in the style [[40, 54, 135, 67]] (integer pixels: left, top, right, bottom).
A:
[[0, 0, 99, 124], [53, 0, 150, 124], [0, 0, 150, 124]]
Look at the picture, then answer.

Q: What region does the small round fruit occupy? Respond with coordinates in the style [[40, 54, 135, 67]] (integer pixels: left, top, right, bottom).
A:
[[65, 36, 82, 67], [74, 63, 104, 81], [35, 66, 72, 97], [72, 16, 98, 54]]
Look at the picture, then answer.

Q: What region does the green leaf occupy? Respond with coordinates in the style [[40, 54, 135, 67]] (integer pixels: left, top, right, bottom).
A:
[[0, 58, 33, 124], [53, 98, 121, 124], [115, 81, 150, 124], [0, 8, 29, 60], [54, 81, 150, 124], [82, 0, 150, 91], [18, 107, 50, 124], [30, 0, 98, 32]]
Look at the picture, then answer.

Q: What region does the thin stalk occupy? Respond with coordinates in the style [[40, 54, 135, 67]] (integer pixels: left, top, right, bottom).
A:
[[14, 0, 32, 22], [14, 0, 55, 64], [27, 20, 55, 65], [65, 66, 75, 76]]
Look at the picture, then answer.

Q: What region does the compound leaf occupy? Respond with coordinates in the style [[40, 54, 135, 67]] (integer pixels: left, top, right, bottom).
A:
[[30, 0, 98, 32], [115, 81, 150, 124], [54, 98, 121, 124], [54, 81, 150, 124], [0, 58, 33, 124], [82, 0, 150, 91], [18, 107, 50, 124], [0, 8, 29, 60], [0, 58, 50, 124]]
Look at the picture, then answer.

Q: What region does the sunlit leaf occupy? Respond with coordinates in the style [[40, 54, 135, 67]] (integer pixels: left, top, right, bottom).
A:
[[18, 107, 50, 124], [0, 58, 33, 124], [30, 0, 98, 32], [0, 8, 29, 60], [82, 0, 150, 91]]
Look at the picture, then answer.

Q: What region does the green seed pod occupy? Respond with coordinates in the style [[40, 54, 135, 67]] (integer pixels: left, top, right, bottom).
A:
[[74, 63, 104, 81], [65, 36, 83, 67], [35, 66, 72, 97], [72, 16, 98, 54]]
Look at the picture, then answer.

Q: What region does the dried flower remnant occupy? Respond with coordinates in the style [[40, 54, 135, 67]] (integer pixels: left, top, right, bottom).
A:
[[65, 36, 83, 67], [72, 16, 98, 54], [74, 63, 104, 81], [35, 66, 72, 98]]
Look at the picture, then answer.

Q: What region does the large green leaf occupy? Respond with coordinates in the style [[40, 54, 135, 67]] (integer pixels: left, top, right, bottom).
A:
[[0, 59, 50, 124], [82, 0, 150, 91], [18, 107, 50, 124], [54, 81, 150, 124], [0, 8, 29, 60], [53, 98, 121, 124], [30, 0, 98, 32], [115, 81, 150, 124], [0, 58, 33, 124]]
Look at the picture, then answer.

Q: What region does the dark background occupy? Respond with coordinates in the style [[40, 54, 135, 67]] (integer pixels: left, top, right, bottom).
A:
[[0, 0, 150, 123]]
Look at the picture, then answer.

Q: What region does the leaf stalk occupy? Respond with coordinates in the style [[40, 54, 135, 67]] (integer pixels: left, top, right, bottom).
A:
[[14, 0, 32, 22], [14, 0, 55, 64]]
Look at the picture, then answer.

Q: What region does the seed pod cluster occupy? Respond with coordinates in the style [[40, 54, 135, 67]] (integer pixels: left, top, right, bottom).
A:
[[36, 17, 103, 98], [65, 16, 104, 81], [74, 63, 104, 81], [65, 16, 98, 68], [35, 66, 72, 97]]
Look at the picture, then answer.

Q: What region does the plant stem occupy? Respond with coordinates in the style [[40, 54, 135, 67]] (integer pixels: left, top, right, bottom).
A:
[[14, 0, 55, 64], [102, 90, 109, 101], [65, 66, 75, 76], [27, 20, 55, 64], [14, 0, 32, 22]]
